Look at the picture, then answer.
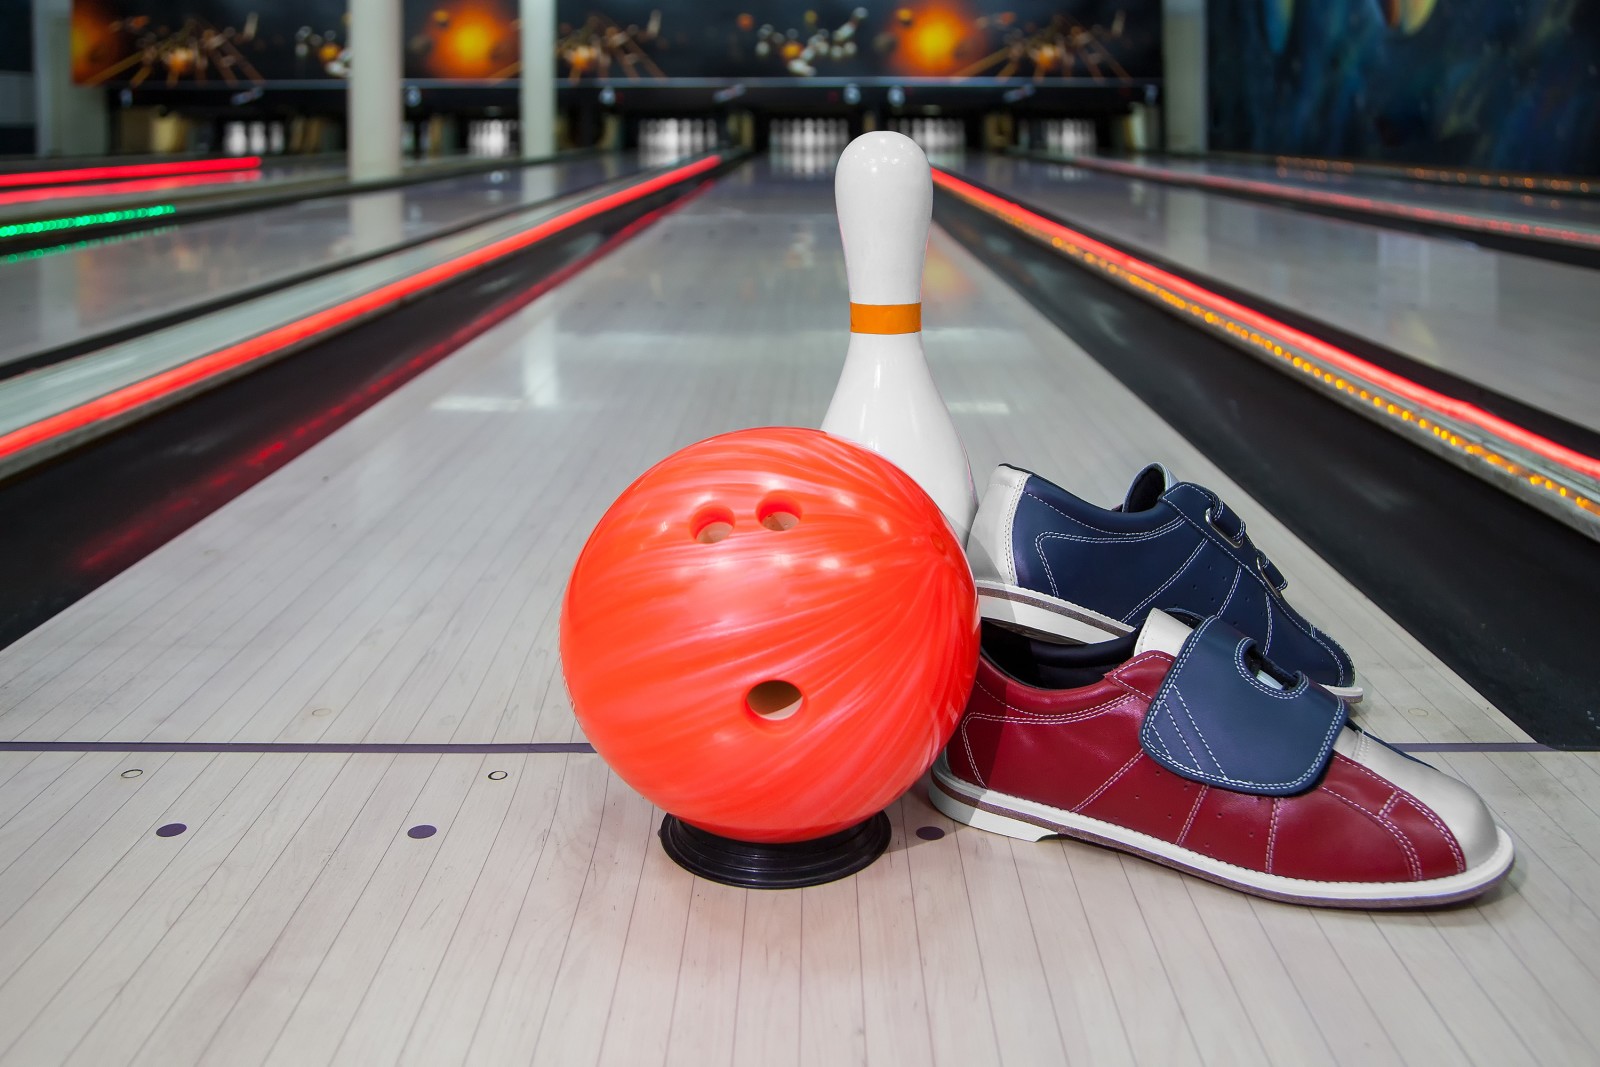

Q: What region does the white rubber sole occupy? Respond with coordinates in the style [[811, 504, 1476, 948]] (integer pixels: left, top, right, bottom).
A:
[[929, 756, 1514, 908], [975, 580, 1131, 645], [975, 580, 1365, 703]]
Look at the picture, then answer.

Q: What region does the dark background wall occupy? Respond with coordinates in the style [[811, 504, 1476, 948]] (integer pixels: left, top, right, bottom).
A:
[[1206, 0, 1600, 175], [0, 0, 35, 154]]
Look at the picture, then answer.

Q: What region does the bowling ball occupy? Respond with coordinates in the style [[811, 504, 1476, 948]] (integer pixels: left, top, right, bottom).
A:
[[561, 427, 979, 843]]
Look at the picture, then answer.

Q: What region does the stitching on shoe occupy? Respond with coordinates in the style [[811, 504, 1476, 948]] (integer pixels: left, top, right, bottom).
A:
[[1217, 566, 1243, 618], [1266, 798, 1282, 874], [1119, 540, 1208, 624], [971, 775, 1472, 892], [1176, 786, 1208, 846], [1323, 786, 1424, 880], [1392, 792, 1466, 873], [960, 722, 985, 789], [1031, 525, 1185, 545], [971, 678, 1132, 723], [1335, 755, 1466, 873], [1306, 625, 1352, 687], [1035, 538, 1063, 597], [1072, 751, 1144, 813], [1172, 688, 1224, 774], [1336, 754, 1406, 794], [1021, 488, 1185, 540]]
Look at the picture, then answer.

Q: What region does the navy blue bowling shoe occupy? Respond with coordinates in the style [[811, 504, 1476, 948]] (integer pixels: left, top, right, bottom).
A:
[[966, 463, 1360, 700]]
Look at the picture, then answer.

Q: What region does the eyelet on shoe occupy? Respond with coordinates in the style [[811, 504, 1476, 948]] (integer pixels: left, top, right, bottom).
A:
[[1205, 505, 1247, 547]]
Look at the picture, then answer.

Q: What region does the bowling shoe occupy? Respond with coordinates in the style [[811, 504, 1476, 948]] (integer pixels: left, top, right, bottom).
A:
[[966, 463, 1359, 700], [928, 612, 1514, 907]]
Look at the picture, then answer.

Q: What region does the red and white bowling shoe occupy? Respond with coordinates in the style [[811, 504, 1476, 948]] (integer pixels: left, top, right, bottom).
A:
[[930, 611, 1515, 907]]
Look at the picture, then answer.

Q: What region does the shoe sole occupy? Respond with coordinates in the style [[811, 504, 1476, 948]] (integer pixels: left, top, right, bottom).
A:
[[975, 581, 1365, 702], [929, 756, 1514, 908], [975, 580, 1131, 644]]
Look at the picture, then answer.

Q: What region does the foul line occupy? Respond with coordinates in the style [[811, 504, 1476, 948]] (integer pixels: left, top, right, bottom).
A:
[[0, 741, 1563, 754]]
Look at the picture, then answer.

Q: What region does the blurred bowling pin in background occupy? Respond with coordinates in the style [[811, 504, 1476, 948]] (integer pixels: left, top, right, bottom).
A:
[[821, 131, 978, 542]]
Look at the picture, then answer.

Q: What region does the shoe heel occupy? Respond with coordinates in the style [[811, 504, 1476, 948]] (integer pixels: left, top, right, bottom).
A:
[[929, 774, 1057, 842]]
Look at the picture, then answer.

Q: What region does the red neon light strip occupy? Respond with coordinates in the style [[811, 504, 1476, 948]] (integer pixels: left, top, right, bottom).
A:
[[933, 169, 1600, 482], [0, 170, 262, 209], [0, 157, 261, 190], [1071, 157, 1600, 249], [0, 155, 721, 465]]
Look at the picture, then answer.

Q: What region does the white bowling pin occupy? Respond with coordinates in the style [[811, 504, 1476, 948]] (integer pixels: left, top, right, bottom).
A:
[[821, 132, 977, 541]]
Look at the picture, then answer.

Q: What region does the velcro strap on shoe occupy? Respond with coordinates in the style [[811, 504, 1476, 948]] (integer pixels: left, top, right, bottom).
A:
[[1139, 616, 1346, 796]]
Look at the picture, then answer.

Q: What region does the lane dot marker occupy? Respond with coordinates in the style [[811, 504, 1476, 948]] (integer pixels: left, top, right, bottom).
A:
[[155, 823, 187, 837], [120, 769, 143, 779], [408, 824, 437, 839], [487, 771, 508, 781], [916, 826, 945, 841]]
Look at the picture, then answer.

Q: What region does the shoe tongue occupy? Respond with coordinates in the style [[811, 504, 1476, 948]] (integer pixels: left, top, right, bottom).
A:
[[1133, 609, 1193, 658], [1121, 463, 1173, 513]]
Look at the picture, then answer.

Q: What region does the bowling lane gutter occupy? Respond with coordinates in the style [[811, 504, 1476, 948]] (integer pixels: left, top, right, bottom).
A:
[[1024, 152, 1600, 271], [0, 152, 735, 483], [931, 166, 1600, 543]]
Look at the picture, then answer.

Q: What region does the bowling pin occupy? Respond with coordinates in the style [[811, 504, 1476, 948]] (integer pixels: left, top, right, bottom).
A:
[[821, 132, 977, 541]]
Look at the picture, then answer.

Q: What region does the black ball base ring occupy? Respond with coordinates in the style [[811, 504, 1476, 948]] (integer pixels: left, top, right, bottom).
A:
[[658, 812, 892, 889]]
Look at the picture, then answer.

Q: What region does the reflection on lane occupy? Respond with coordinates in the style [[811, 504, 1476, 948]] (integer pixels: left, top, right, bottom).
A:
[[0, 155, 642, 368], [947, 154, 1600, 437]]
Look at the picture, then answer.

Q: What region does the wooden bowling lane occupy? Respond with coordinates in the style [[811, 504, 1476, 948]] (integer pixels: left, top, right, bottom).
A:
[[0, 159, 1597, 1064], [0, 154, 644, 373], [2, 747, 1599, 1065]]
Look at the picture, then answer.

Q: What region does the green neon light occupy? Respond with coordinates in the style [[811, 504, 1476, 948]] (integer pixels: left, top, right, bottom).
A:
[[1, 225, 179, 265], [0, 203, 178, 240]]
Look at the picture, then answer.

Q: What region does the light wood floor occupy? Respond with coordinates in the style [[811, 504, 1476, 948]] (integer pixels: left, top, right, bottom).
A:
[[1, 162, 1595, 1065]]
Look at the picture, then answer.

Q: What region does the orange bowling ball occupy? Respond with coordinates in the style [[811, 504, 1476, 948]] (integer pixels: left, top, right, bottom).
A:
[[560, 427, 979, 845]]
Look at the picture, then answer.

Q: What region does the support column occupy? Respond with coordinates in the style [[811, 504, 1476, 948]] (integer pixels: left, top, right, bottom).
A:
[[520, 0, 556, 158], [32, 0, 109, 157], [350, 0, 402, 181], [1162, 0, 1206, 154]]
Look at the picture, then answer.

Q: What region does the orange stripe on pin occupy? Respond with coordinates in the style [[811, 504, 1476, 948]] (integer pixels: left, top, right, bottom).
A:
[[849, 302, 921, 334]]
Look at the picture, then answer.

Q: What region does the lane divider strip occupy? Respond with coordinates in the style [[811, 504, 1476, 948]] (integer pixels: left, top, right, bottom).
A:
[[932, 167, 1600, 531], [0, 154, 723, 469]]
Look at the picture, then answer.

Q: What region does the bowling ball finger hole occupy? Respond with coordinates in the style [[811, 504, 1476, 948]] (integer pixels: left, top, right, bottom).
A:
[[746, 680, 804, 721], [692, 506, 735, 544], [758, 497, 802, 532]]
